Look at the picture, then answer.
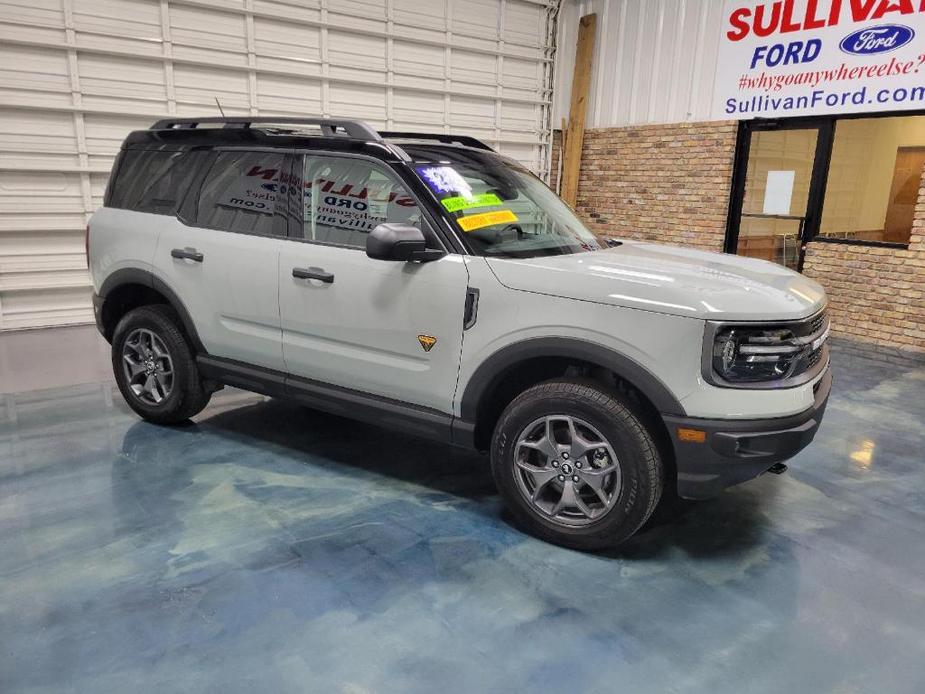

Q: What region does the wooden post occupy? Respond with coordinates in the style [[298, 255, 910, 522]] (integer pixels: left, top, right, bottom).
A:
[[555, 116, 567, 194], [560, 13, 596, 208]]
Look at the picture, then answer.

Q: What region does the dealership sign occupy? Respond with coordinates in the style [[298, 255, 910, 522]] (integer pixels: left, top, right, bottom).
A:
[[712, 0, 925, 119]]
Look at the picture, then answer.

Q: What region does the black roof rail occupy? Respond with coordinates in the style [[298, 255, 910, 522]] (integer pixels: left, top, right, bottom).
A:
[[149, 116, 381, 141], [379, 131, 494, 151]]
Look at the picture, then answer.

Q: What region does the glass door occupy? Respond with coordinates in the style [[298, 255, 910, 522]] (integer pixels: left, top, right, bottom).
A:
[[727, 124, 828, 271]]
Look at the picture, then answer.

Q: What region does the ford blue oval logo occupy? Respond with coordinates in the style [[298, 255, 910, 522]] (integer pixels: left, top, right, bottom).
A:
[[840, 24, 915, 55]]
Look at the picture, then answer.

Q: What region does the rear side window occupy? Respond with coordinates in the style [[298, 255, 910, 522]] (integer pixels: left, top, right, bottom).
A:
[[109, 149, 204, 215], [195, 150, 288, 236]]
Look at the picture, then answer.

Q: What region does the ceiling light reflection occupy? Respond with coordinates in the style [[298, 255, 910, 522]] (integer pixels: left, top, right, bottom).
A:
[[850, 439, 875, 468]]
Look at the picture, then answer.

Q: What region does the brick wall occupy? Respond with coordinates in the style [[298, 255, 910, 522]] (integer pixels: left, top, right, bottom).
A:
[[551, 121, 737, 252], [553, 120, 925, 354], [802, 162, 925, 352]]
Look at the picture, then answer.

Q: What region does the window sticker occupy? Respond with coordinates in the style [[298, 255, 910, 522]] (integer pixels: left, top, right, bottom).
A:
[[417, 166, 472, 196], [441, 192, 503, 213], [457, 209, 518, 232]]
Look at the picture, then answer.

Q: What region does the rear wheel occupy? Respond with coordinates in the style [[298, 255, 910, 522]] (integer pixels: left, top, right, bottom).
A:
[[490, 379, 663, 550], [112, 305, 211, 424]]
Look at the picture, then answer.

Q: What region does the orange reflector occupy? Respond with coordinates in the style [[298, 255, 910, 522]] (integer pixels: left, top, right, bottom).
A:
[[677, 428, 707, 443]]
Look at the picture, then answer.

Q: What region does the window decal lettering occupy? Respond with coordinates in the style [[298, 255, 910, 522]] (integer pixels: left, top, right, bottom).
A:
[[216, 162, 281, 215]]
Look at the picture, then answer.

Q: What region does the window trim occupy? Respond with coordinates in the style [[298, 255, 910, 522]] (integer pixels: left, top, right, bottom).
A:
[[726, 108, 925, 267], [285, 149, 456, 253], [809, 236, 909, 250], [103, 149, 126, 207]]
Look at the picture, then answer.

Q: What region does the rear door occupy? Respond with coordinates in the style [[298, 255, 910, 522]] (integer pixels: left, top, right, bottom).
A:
[[277, 153, 469, 413], [154, 149, 291, 371]]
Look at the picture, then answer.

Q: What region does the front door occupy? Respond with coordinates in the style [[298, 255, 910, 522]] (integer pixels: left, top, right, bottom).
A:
[[278, 153, 469, 413], [728, 123, 827, 270]]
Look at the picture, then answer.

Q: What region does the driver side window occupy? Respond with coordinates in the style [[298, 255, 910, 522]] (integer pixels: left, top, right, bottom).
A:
[[297, 155, 430, 249]]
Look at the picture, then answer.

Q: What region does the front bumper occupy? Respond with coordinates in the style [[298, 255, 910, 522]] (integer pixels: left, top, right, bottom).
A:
[[663, 367, 832, 499]]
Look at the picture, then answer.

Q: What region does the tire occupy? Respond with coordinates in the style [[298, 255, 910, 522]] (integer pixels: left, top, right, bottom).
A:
[[490, 379, 663, 551], [111, 304, 211, 424]]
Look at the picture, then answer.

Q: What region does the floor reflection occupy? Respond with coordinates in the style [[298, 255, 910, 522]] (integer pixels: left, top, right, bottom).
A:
[[1, 340, 924, 693]]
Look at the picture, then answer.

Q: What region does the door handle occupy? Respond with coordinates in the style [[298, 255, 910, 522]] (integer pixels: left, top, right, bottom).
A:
[[292, 266, 334, 283], [171, 248, 204, 262]]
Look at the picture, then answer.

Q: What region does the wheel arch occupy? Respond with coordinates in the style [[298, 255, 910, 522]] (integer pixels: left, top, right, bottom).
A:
[[99, 268, 206, 354], [458, 337, 686, 452]]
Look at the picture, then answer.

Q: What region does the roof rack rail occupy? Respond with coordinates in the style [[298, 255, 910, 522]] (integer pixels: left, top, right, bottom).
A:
[[379, 131, 494, 151], [149, 117, 381, 141]]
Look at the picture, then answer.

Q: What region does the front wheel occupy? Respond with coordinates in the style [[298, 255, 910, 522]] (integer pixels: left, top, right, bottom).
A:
[[490, 379, 663, 550], [112, 304, 211, 424]]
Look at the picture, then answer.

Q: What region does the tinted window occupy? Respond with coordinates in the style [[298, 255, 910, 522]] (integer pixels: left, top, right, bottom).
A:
[[298, 155, 429, 249], [109, 149, 204, 214], [196, 151, 289, 235]]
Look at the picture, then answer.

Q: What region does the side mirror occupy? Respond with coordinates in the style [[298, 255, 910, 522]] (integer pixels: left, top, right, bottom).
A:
[[366, 223, 445, 262]]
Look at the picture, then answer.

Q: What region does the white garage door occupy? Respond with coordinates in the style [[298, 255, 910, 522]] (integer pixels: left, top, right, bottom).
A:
[[0, 0, 557, 330]]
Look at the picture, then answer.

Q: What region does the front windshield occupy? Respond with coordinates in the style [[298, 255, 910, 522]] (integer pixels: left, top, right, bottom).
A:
[[407, 147, 603, 258]]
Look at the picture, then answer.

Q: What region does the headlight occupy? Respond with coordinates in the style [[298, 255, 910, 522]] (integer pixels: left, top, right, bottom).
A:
[[712, 327, 802, 383], [704, 311, 830, 388]]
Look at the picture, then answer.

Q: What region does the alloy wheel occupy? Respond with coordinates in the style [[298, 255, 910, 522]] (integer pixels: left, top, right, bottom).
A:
[[513, 415, 621, 527], [121, 328, 174, 406]]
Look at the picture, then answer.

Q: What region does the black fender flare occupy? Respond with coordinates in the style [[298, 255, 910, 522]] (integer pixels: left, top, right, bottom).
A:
[[458, 337, 687, 423], [98, 268, 207, 354]]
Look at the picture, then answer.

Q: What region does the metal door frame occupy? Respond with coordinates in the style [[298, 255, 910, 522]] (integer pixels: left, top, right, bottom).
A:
[[723, 117, 834, 272]]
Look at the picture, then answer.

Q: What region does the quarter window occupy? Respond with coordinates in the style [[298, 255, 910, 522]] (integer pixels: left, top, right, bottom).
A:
[[109, 149, 205, 215], [298, 156, 427, 249], [196, 151, 288, 236]]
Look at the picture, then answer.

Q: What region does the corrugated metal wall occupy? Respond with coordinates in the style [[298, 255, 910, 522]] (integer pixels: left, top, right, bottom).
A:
[[0, 0, 557, 330], [554, 0, 722, 128]]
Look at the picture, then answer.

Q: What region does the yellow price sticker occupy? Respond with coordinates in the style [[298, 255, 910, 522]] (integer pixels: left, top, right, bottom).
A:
[[457, 209, 518, 232]]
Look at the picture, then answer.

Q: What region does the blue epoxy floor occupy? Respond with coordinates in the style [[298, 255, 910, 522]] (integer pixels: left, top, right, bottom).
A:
[[2, 336, 925, 693]]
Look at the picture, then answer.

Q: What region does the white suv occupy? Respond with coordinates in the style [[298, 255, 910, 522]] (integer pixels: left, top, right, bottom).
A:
[[89, 117, 832, 549]]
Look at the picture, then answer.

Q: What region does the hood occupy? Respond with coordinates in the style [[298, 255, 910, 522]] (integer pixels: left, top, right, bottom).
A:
[[485, 240, 826, 321]]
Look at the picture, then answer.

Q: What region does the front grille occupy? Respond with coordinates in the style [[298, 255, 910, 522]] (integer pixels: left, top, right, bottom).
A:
[[809, 312, 827, 335], [787, 309, 829, 380], [782, 309, 829, 341], [805, 346, 823, 369]]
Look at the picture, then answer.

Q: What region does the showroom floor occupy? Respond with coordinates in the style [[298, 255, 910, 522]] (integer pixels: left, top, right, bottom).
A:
[[2, 327, 924, 693]]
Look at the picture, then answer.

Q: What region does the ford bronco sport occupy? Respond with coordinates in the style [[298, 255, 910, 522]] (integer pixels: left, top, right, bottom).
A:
[[89, 117, 832, 549]]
